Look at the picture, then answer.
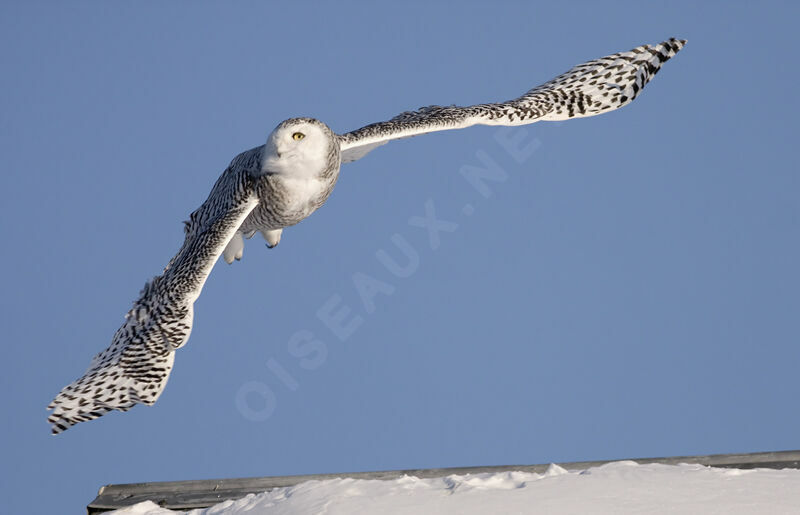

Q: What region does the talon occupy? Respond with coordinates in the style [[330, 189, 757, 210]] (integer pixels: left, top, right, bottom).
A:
[[260, 228, 283, 248], [223, 231, 244, 264]]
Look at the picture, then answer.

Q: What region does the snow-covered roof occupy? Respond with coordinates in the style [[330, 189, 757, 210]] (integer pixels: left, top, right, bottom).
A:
[[89, 450, 800, 514]]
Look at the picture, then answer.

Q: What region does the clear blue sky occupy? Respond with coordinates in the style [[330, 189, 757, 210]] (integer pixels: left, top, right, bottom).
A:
[[2, 1, 798, 513]]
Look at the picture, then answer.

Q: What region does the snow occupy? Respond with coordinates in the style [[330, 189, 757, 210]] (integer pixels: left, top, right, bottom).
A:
[[110, 461, 800, 515]]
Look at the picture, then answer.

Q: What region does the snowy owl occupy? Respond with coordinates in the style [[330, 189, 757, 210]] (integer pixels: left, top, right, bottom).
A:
[[48, 38, 686, 433]]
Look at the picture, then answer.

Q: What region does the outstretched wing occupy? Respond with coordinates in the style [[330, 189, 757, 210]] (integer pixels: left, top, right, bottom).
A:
[[339, 38, 686, 163], [47, 150, 261, 434]]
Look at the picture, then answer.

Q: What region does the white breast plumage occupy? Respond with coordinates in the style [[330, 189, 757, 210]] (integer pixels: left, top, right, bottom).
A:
[[281, 176, 326, 214]]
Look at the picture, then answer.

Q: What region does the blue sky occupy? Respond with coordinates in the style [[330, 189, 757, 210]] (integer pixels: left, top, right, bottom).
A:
[[2, 1, 798, 513]]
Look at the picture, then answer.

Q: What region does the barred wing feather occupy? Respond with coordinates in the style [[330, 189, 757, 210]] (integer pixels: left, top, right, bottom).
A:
[[339, 38, 686, 163], [47, 163, 259, 434]]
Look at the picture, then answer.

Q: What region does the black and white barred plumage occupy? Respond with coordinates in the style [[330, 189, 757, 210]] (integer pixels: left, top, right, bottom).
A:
[[339, 38, 686, 162], [48, 38, 685, 433]]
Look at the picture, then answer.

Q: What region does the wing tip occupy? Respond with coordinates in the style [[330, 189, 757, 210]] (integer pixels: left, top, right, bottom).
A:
[[47, 398, 122, 434], [50, 421, 71, 435], [47, 410, 76, 435], [660, 37, 687, 56]]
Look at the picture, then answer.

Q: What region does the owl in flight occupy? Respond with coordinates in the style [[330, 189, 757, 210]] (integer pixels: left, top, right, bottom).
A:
[[48, 38, 686, 433]]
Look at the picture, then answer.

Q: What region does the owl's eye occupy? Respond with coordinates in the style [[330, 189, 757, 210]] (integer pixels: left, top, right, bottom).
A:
[[292, 132, 305, 141]]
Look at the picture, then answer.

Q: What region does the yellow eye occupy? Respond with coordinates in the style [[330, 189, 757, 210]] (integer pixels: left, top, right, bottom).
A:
[[292, 132, 305, 141]]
